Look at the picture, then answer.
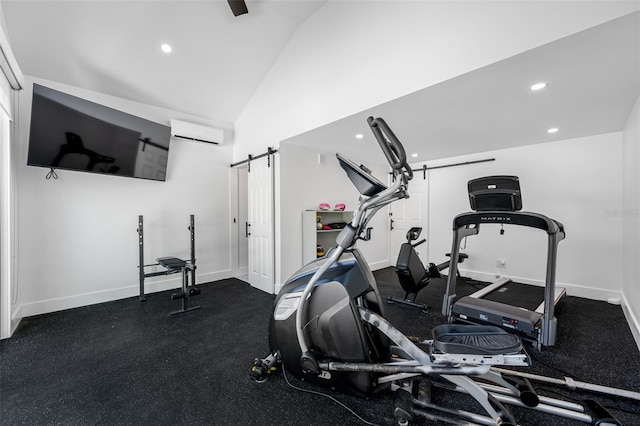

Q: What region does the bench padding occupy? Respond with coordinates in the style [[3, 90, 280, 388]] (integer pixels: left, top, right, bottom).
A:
[[156, 257, 187, 272]]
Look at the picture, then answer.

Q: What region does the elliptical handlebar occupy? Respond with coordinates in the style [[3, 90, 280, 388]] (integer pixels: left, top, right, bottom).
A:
[[367, 116, 413, 181], [296, 117, 413, 375]]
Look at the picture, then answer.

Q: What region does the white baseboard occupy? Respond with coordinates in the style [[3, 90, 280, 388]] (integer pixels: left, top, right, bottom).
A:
[[235, 266, 248, 277], [621, 293, 640, 352], [458, 269, 622, 302], [369, 259, 391, 272], [5, 315, 21, 339], [13, 269, 234, 320], [13, 263, 638, 355]]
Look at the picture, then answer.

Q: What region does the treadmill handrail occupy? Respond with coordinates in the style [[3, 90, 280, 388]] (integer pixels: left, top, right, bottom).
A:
[[453, 210, 565, 237], [443, 209, 566, 347]]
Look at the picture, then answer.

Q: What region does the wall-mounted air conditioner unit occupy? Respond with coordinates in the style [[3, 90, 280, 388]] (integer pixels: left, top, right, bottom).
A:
[[170, 119, 223, 145]]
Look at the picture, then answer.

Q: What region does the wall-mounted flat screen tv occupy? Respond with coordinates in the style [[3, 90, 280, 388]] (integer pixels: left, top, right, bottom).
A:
[[27, 84, 172, 181]]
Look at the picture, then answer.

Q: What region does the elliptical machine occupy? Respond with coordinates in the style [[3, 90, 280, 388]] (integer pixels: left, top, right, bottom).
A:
[[250, 117, 623, 426]]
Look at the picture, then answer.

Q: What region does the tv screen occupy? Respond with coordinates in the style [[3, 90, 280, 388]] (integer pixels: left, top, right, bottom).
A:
[[27, 84, 172, 181]]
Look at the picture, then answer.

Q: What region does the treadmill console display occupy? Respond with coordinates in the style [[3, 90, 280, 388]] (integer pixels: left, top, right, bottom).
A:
[[468, 175, 522, 212]]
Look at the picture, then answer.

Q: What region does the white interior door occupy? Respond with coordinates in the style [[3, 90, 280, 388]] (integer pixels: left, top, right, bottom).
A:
[[247, 157, 275, 293], [0, 106, 9, 338], [237, 166, 248, 276], [0, 100, 14, 339], [389, 175, 428, 265]]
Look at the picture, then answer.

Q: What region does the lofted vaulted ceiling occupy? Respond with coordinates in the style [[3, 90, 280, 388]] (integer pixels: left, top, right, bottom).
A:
[[2, 2, 638, 165], [284, 11, 640, 165], [2, 0, 327, 125]]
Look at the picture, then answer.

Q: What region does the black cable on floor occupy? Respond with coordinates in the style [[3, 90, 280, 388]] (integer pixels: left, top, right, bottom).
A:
[[281, 366, 383, 426], [528, 351, 583, 381]]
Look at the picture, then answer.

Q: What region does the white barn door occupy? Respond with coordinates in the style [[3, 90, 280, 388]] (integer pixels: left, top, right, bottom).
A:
[[247, 157, 275, 294], [236, 166, 249, 277], [389, 176, 428, 265]]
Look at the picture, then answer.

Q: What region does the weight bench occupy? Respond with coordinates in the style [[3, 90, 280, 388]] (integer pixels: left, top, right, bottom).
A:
[[156, 256, 200, 316]]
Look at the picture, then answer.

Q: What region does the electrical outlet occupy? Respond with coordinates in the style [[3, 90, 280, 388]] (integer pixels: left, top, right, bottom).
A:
[[317, 152, 326, 165], [496, 259, 507, 268]]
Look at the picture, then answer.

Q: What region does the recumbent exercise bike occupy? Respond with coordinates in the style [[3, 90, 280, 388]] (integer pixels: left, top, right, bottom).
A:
[[250, 117, 622, 426], [391, 226, 467, 312]]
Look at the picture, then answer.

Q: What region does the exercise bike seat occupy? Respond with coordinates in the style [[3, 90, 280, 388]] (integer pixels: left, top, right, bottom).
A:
[[396, 243, 429, 290], [432, 324, 522, 355], [157, 257, 187, 272]]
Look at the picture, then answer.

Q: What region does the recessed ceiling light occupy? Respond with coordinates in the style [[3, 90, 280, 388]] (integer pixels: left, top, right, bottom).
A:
[[161, 44, 172, 54], [411, 153, 418, 158], [355, 133, 364, 139], [530, 82, 547, 91], [547, 127, 559, 134]]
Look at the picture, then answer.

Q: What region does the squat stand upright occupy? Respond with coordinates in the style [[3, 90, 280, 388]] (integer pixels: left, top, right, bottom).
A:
[[137, 215, 200, 315]]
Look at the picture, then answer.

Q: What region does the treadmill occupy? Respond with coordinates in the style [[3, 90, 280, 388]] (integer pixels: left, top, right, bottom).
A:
[[442, 176, 566, 348]]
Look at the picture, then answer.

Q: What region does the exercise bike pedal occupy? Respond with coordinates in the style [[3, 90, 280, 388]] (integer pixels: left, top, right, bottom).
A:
[[189, 287, 201, 296], [171, 292, 186, 300], [427, 263, 441, 279]]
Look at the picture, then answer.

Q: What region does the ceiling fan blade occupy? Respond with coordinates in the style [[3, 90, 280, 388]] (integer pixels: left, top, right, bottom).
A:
[[227, 0, 248, 17]]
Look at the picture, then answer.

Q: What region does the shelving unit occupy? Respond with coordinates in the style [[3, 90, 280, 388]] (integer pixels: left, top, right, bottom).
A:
[[302, 209, 352, 263]]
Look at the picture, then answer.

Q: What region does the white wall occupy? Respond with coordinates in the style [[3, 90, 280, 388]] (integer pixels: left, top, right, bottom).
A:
[[622, 96, 640, 346], [14, 77, 235, 318], [416, 132, 624, 301], [278, 142, 389, 290], [234, 1, 637, 292]]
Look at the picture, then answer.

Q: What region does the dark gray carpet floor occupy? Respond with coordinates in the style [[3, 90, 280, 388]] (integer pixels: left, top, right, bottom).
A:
[[1, 269, 639, 425]]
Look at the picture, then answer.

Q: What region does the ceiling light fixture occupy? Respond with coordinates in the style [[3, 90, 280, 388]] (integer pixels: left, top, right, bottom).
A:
[[161, 44, 172, 54], [411, 153, 418, 158], [530, 82, 547, 91], [355, 134, 364, 139], [547, 127, 559, 134]]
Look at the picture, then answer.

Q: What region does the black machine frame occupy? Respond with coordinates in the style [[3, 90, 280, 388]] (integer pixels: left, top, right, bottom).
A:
[[137, 215, 198, 305]]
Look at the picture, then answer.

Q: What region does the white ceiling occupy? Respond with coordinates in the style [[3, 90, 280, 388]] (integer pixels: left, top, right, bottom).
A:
[[2, 2, 638, 166], [284, 10, 640, 166], [1, 0, 327, 125]]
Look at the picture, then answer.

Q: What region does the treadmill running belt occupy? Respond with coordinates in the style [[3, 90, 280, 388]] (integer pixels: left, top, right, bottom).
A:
[[483, 282, 544, 311]]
